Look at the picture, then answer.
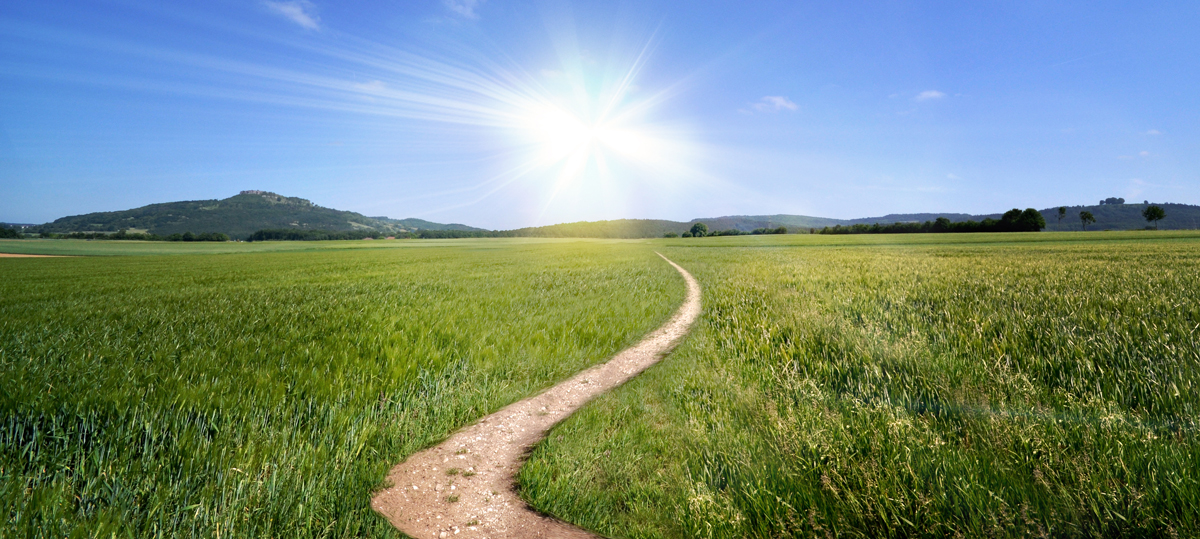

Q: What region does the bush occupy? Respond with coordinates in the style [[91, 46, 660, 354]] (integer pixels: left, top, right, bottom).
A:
[[820, 208, 1046, 235], [663, 232, 679, 238]]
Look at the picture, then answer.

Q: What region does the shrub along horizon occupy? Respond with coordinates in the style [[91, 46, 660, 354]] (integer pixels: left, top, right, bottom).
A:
[[820, 208, 1046, 235], [34, 230, 229, 242]]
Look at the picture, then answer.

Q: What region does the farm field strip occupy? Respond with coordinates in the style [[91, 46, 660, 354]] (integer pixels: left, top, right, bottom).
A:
[[0, 241, 681, 538], [0, 237, 625, 257], [521, 232, 1200, 538]]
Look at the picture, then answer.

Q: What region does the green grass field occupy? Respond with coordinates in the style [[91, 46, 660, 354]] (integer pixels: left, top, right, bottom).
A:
[[5, 232, 1199, 538], [521, 231, 1200, 537], [0, 237, 594, 257], [0, 240, 682, 537]]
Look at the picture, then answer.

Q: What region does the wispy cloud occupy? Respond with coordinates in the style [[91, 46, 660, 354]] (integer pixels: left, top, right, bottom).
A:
[[914, 90, 945, 101], [947, 173, 961, 180], [1139, 150, 1150, 157], [443, 0, 483, 18], [265, 1, 319, 30], [750, 95, 798, 113], [354, 80, 387, 93], [1145, 129, 1163, 135]]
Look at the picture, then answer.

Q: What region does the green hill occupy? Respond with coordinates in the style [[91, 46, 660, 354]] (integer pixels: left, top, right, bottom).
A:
[[1033, 203, 1200, 231], [502, 203, 1200, 238], [29, 191, 483, 239], [23, 192, 1199, 241], [372, 217, 481, 232]]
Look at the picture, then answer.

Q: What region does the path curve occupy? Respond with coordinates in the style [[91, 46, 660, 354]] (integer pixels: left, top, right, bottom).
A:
[[372, 253, 701, 538]]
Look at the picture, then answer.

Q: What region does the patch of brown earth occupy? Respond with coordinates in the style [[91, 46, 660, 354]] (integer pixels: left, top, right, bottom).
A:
[[372, 253, 701, 538]]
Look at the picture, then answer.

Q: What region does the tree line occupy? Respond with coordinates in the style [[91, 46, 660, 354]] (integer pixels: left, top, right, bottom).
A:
[[245, 228, 499, 241], [34, 230, 229, 241], [667, 223, 788, 238], [819, 208, 1047, 235]]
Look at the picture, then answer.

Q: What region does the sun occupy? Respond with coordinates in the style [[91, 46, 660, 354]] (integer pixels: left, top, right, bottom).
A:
[[522, 101, 665, 174], [528, 106, 597, 163]]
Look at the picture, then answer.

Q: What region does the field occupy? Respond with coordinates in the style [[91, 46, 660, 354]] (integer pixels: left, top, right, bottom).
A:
[[0, 240, 681, 537], [3, 232, 1199, 538], [522, 231, 1200, 537]]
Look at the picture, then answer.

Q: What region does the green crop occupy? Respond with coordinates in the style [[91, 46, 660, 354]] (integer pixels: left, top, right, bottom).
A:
[[521, 231, 1200, 538], [0, 240, 681, 538]]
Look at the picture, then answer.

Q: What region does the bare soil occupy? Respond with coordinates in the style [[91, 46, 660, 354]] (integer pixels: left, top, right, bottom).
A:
[[371, 253, 701, 538]]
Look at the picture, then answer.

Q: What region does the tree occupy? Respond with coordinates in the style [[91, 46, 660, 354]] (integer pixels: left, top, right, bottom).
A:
[[681, 231, 692, 238], [1018, 208, 1046, 231], [1142, 205, 1166, 230], [663, 232, 678, 238], [1080, 211, 1095, 231], [1057, 206, 1067, 227], [689, 223, 708, 237]]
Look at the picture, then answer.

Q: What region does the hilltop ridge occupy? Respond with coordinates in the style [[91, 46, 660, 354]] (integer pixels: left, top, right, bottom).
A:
[[28, 191, 484, 239], [18, 192, 1199, 240]]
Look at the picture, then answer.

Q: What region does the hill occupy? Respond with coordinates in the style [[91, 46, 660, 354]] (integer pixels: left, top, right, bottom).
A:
[[1032, 202, 1200, 231], [29, 191, 483, 239], [858, 203, 1200, 231], [502, 203, 1200, 238], [21, 191, 1199, 240], [372, 217, 481, 232]]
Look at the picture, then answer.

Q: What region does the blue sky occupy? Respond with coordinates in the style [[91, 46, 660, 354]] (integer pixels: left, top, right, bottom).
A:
[[2, 0, 1197, 228]]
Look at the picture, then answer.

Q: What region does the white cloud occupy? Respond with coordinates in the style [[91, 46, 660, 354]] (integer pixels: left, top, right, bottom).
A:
[[265, 1, 319, 29], [751, 96, 798, 113], [1145, 129, 1163, 135], [915, 90, 945, 101], [443, 0, 483, 18], [947, 173, 961, 180], [354, 80, 387, 93], [1139, 150, 1150, 157]]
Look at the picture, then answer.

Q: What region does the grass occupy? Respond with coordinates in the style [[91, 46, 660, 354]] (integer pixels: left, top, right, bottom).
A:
[[0, 240, 682, 538], [0, 237, 606, 257], [521, 231, 1200, 538]]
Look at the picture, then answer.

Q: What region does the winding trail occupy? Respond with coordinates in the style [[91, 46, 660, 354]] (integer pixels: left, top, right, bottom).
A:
[[372, 253, 701, 538]]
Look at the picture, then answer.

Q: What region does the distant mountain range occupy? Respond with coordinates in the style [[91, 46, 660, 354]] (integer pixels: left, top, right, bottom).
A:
[[507, 203, 1200, 237], [14, 191, 1200, 239]]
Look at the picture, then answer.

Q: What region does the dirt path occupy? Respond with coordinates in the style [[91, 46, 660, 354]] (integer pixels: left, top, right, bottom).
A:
[[372, 253, 701, 538]]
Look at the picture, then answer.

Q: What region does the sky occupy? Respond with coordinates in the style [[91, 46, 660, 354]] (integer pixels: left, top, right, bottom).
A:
[[2, 0, 1197, 229]]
